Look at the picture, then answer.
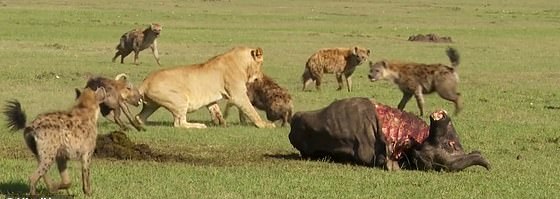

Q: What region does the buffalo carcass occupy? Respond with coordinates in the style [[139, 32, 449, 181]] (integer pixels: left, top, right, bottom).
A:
[[289, 97, 490, 171], [289, 97, 390, 168]]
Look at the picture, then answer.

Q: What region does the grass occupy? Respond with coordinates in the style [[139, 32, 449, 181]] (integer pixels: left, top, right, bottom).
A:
[[0, 0, 559, 198]]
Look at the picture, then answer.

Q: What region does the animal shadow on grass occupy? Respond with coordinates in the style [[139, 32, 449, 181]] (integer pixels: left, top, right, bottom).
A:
[[144, 120, 221, 127], [264, 152, 374, 167], [0, 181, 30, 195]]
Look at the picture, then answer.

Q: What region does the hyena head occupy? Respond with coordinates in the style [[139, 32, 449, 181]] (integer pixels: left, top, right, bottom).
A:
[[368, 60, 393, 82], [150, 23, 163, 36], [350, 46, 371, 65], [115, 73, 142, 106]]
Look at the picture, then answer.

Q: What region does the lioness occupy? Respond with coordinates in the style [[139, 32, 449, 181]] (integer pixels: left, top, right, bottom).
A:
[[135, 47, 275, 129]]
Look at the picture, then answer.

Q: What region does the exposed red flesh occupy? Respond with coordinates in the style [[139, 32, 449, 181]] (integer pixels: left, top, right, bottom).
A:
[[375, 103, 429, 160]]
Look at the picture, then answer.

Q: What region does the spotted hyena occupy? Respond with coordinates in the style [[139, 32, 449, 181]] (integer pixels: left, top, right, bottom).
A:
[[3, 88, 107, 196], [302, 46, 371, 92], [224, 74, 293, 126], [112, 23, 162, 66], [368, 47, 461, 116]]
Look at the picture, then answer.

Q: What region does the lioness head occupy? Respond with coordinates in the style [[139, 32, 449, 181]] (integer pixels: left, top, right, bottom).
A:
[[247, 47, 264, 83]]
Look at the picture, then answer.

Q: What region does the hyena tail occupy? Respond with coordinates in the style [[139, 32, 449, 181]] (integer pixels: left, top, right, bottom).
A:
[[3, 100, 27, 132], [446, 47, 460, 68]]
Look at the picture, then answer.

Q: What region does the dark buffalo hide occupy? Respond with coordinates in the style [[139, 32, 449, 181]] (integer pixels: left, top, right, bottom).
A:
[[288, 97, 388, 167]]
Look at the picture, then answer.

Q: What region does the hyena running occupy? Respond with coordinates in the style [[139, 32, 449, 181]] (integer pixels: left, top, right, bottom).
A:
[[3, 88, 107, 196], [368, 47, 461, 116], [112, 23, 162, 66]]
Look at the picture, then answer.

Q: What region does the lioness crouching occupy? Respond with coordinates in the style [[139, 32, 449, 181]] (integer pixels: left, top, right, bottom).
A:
[[368, 47, 461, 116], [135, 47, 275, 129], [302, 46, 371, 92], [223, 74, 293, 126], [112, 23, 162, 66]]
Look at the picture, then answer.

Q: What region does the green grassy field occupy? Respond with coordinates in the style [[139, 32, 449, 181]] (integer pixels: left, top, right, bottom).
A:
[[1, 0, 559, 198]]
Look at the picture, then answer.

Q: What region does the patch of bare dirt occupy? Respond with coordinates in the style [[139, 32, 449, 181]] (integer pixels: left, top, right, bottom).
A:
[[94, 131, 190, 162], [408, 33, 453, 43]]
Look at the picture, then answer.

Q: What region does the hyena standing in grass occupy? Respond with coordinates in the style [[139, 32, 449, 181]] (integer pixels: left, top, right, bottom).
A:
[[302, 46, 371, 92], [3, 88, 107, 196], [112, 23, 162, 66], [223, 74, 293, 126], [368, 47, 461, 116]]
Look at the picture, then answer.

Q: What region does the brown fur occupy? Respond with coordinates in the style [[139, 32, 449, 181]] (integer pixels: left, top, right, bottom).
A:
[[302, 46, 371, 92], [223, 74, 293, 126], [135, 46, 275, 128], [112, 23, 162, 66], [368, 47, 461, 116], [3, 88, 107, 196], [82, 73, 144, 131]]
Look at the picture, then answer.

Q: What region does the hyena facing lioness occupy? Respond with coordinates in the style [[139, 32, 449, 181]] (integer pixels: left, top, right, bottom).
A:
[[368, 47, 462, 116], [3, 87, 107, 196], [302, 46, 371, 92], [112, 23, 162, 66]]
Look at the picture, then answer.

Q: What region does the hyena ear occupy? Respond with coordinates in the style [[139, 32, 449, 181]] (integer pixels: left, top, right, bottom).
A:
[[352, 46, 359, 55], [367, 49, 371, 56], [381, 60, 389, 68], [75, 88, 81, 100], [251, 47, 264, 62]]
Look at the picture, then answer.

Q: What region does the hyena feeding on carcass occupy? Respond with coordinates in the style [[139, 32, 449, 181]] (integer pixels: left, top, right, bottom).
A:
[[3, 88, 107, 196], [368, 47, 462, 116], [302, 46, 371, 92], [223, 74, 293, 126], [112, 23, 162, 66]]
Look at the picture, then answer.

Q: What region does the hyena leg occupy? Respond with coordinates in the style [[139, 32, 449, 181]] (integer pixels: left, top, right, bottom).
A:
[[80, 152, 93, 196], [345, 75, 352, 92], [438, 90, 463, 115], [56, 157, 72, 191], [207, 103, 226, 126], [133, 49, 140, 65], [397, 92, 414, 110], [135, 102, 160, 125], [150, 41, 161, 66], [314, 75, 322, 91], [29, 154, 56, 195], [302, 70, 313, 91], [112, 51, 121, 63], [120, 51, 132, 64], [413, 86, 425, 116], [112, 108, 129, 131], [335, 73, 344, 91]]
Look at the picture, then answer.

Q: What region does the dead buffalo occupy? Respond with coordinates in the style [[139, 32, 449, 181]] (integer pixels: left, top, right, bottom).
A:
[[289, 97, 490, 172], [288, 97, 389, 168]]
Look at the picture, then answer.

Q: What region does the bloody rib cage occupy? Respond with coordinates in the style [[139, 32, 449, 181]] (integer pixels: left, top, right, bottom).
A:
[[374, 103, 429, 160]]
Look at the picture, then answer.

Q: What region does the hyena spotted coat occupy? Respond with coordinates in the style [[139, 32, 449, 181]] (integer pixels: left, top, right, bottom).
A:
[[224, 74, 293, 126], [302, 46, 371, 92], [112, 23, 162, 66], [3, 88, 107, 196], [368, 47, 461, 116]]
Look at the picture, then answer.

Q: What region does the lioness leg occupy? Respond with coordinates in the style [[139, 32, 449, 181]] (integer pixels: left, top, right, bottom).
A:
[[229, 88, 274, 128], [207, 103, 226, 126], [170, 108, 207, 128]]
